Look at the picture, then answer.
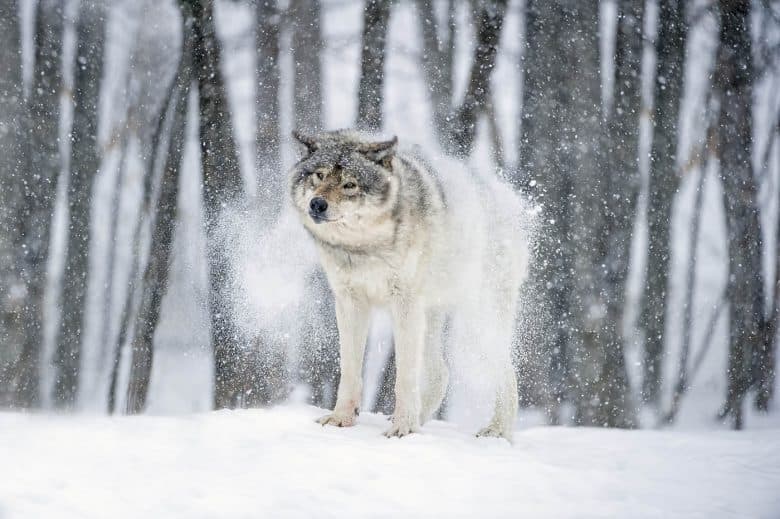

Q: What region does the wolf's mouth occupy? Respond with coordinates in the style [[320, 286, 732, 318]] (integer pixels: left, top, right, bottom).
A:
[[309, 211, 338, 224]]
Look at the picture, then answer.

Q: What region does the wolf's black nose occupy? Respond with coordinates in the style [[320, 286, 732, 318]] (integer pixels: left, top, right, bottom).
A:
[[310, 197, 328, 214]]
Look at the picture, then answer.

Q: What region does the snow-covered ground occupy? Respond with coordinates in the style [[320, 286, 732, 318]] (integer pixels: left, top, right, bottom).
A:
[[1, 406, 779, 519]]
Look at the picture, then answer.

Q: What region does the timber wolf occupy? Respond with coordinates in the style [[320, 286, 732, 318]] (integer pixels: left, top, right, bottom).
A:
[[289, 129, 529, 440]]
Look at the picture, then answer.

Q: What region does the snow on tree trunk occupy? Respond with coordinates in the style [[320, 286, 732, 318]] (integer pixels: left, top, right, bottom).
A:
[[54, 0, 106, 409], [415, 0, 506, 157], [589, 0, 645, 428], [414, 0, 455, 141], [640, 0, 687, 406], [254, 0, 282, 218], [757, 182, 779, 410], [183, 0, 246, 409], [297, 268, 339, 409], [290, 0, 322, 134], [558, 0, 630, 428], [521, 0, 636, 427], [448, 0, 507, 157], [0, 0, 27, 407], [520, 0, 583, 424], [356, 0, 391, 132], [715, 0, 763, 430]]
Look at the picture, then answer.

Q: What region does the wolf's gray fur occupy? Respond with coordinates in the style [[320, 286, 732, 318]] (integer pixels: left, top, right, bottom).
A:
[[289, 129, 529, 440]]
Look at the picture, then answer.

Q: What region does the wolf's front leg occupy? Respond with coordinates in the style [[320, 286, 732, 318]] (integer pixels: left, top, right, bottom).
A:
[[385, 295, 425, 437], [317, 290, 370, 428]]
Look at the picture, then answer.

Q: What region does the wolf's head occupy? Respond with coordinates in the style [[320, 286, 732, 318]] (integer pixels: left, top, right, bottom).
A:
[[289, 130, 399, 242]]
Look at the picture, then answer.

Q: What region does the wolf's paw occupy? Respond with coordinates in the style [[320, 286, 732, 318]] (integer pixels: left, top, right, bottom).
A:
[[316, 410, 357, 428], [384, 415, 420, 438], [476, 424, 512, 441]]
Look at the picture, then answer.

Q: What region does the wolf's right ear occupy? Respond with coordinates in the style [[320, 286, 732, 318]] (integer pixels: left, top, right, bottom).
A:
[[358, 136, 398, 170], [292, 131, 319, 154]]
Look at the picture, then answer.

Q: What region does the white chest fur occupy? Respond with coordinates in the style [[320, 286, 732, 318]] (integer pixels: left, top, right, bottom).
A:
[[319, 246, 406, 305]]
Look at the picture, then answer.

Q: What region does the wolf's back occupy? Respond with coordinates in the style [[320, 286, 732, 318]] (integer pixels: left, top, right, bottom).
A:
[[400, 149, 533, 293]]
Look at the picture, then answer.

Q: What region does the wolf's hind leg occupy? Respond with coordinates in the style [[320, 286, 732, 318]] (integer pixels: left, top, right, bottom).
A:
[[477, 281, 519, 441], [420, 310, 448, 424], [476, 363, 518, 441]]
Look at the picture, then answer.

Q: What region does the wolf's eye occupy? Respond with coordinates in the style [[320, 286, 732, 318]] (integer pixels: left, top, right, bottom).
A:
[[316, 171, 325, 181], [343, 182, 357, 190]]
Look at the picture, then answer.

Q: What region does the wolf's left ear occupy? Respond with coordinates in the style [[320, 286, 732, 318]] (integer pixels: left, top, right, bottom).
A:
[[358, 136, 397, 169], [292, 130, 319, 154]]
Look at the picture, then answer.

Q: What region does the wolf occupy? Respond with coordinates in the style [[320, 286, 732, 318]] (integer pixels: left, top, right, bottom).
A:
[[289, 130, 529, 440]]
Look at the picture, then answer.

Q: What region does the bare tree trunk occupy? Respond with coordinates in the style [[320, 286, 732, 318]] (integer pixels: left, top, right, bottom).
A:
[[414, 0, 456, 140], [667, 153, 708, 424], [182, 0, 245, 409], [756, 127, 780, 410], [448, 0, 507, 157], [587, 0, 645, 428], [558, 0, 632, 428], [54, 0, 106, 408], [298, 269, 339, 409], [96, 6, 144, 406], [520, 0, 577, 423], [640, 0, 688, 406], [107, 74, 182, 414], [124, 39, 191, 414], [661, 101, 717, 423], [756, 173, 779, 410], [521, 0, 636, 427], [415, 0, 505, 157], [715, 0, 762, 430], [690, 289, 728, 384], [0, 0, 26, 406], [15, 0, 66, 409], [99, 135, 130, 399], [753, 114, 779, 411], [106, 7, 186, 413], [356, 0, 391, 132], [254, 0, 282, 216], [290, 0, 323, 133]]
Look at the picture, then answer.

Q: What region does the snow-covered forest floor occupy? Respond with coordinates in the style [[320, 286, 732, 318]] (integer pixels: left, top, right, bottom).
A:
[[1, 405, 779, 518]]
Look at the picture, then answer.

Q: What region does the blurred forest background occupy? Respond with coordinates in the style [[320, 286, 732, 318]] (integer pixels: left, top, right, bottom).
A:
[[0, 0, 778, 430]]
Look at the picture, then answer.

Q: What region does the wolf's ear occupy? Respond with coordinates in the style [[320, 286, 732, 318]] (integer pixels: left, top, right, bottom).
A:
[[292, 130, 319, 154], [358, 136, 397, 169]]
